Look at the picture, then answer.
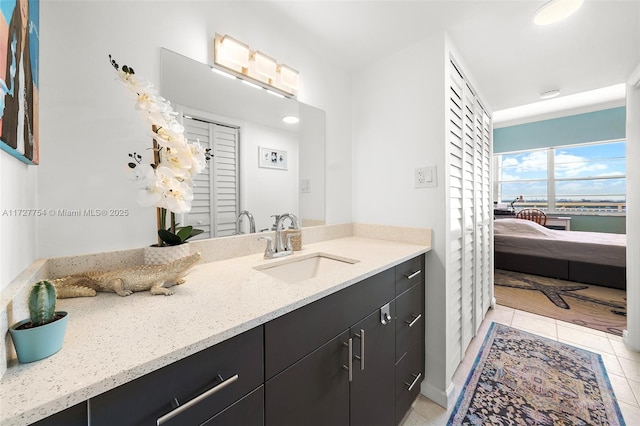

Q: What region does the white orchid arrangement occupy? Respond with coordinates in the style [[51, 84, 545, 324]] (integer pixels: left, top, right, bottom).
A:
[[109, 55, 209, 246]]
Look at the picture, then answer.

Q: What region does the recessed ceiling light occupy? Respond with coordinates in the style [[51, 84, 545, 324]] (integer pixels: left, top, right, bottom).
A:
[[282, 115, 299, 124], [540, 89, 561, 99], [533, 0, 584, 26]]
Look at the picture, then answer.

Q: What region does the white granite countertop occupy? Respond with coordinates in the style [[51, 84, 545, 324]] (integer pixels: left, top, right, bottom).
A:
[[0, 236, 430, 425]]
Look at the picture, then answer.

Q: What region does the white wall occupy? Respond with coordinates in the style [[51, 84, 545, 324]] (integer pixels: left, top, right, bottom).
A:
[[0, 157, 38, 291], [351, 30, 450, 402], [624, 63, 640, 350], [241, 124, 299, 232], [351, 30, 493, 406], [28, 0, 351, 265]]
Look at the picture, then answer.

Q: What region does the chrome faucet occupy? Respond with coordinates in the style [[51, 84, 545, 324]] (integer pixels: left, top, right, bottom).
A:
[[236, 210, 256, 234], [275, 213, 300, 253], [258, 213, 300, 259]]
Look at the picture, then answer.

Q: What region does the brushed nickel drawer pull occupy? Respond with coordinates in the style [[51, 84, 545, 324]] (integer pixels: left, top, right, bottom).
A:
[[354, 329, 365, 371], [342, 338, 353, 382], [405, 270, 421, 280], [406, 372, 422, 392], [405, 313, 422, 328], [156, 373, 239, 425]]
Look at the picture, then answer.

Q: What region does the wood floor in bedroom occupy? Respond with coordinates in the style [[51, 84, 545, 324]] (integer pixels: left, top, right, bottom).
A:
[[494, 268, 626, 336]]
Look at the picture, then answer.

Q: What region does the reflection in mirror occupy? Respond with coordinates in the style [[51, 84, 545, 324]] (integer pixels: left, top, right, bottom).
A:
[[160, 48, 325, 239]]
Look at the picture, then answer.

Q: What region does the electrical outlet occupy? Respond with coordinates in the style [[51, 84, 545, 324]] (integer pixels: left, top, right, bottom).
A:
[[415, 166, 436, 188], [300, 179, 311, 193]]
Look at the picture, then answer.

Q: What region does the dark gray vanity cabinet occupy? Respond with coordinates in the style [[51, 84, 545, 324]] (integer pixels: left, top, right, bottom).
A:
[[264, 255, 425, 426], [30, 402, 87, 426], [31, 254, 426, 426], [265, 330, 351, 426], [264, 268, 396, 426], [394, 256, 425, 425], [202, 386, 265, 426], [89, 326, 264, 426], [349, 305, 396, 426]]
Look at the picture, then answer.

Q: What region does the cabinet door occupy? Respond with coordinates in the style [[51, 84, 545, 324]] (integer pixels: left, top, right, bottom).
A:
[[350, 306, 396, 426], [265, 268, 394, 379], [265, 330, 350, 426]]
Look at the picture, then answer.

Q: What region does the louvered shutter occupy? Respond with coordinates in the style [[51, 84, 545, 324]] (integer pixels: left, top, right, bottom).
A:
[[182, 117, 239, 238]]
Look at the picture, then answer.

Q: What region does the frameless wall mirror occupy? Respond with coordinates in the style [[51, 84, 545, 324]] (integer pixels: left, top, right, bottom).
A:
[[160, 48, 325, 238]]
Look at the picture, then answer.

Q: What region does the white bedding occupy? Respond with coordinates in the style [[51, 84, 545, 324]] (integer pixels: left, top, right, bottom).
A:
[[494, 218, 626, 267]]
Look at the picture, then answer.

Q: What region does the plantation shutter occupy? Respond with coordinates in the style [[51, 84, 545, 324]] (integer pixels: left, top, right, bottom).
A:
[[447, 58, 493, 367], [182, 116, 239, 238], [448, 61, 465, 368]]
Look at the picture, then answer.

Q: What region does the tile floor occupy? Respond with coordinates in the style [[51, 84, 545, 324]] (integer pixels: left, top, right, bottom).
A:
[[401, 304, 640, 425]]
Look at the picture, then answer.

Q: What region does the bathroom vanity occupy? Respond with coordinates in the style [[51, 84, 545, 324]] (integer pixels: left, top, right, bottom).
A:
[[1, 233, 429, 426]]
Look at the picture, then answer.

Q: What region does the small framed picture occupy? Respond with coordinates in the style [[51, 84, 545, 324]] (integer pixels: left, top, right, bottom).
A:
[[259, 146, 287, 170]]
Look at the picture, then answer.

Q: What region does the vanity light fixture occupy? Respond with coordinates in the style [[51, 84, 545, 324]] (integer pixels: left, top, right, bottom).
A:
[[241, 80, 263, 90], [278, 64, 300, 93], [533, 0, 584, 26], [266, 89, 285, 99], [540, 89, 561, 99], [217, 34, 250, 72], [254, 51, 278, 82], [211, 67, 237, 80], [214, 33, 299, 98]]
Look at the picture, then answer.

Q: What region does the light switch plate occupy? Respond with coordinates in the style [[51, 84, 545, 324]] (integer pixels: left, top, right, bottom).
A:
[[415, 166, 437, 188]]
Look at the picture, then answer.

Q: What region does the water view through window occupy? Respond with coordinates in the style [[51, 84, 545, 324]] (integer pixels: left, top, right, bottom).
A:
[[495, 141, 626, 213]]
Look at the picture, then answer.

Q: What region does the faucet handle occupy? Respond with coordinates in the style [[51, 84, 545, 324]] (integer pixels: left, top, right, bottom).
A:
[[285, 232, 301, 251], [258, 236, 275, 259]]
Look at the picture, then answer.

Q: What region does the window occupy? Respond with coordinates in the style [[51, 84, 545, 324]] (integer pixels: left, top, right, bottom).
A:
[[494, 140, 626, 213]]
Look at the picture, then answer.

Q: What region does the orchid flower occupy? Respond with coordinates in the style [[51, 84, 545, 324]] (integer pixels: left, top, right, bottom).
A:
[[111, 54, 208, 246]]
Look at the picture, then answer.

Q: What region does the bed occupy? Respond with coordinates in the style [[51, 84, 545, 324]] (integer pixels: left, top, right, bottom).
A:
[[494, 218, 626, 290]]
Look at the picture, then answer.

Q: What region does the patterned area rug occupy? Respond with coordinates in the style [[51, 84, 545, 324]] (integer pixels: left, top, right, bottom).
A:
[[495, 269, 626, 336], [449, 322, 625, 425]]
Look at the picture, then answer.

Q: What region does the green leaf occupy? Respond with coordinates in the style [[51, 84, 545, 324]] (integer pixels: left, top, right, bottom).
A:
[[186, 228, 204, 240], [176, 226, 193, 242], [158, 229, 182, 246]]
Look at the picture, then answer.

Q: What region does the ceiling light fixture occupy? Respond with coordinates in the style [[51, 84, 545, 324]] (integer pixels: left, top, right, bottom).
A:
[[533, 0, 584, 26], [213, 33, 299, 98], [282, 115, 299, 124], [540, 89, 561, 99]]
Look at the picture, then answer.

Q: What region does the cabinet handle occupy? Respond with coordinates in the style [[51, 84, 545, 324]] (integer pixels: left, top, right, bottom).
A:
[[405, 313, 422, 328], [342, 338, 353, 382], [405, 270, 421, 280], [156, 373, 239, 425], [354, 329, 365, 371], [406, 372, 422, 392]]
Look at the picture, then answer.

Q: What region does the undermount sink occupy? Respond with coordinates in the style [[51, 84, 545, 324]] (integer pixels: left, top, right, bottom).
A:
[[255, 253, 359, 283]]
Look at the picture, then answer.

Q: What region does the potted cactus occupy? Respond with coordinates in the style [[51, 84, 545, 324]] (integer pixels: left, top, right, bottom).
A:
[[9, 281, 69, 363]]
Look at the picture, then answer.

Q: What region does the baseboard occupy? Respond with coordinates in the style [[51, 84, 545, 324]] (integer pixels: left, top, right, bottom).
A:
[[420, 380, 456, 408], [623, 330, 640, 351]]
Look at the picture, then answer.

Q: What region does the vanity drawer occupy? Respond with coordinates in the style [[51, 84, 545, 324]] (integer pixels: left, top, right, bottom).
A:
[[395, 256, 424, 295], [265, 268, 394, 379], [395, 283, 424, 362], [202, 385, 264, 426], [89, 326, 263, 426], [395, 345, 424, 425], [31, 401, 87, 426]]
